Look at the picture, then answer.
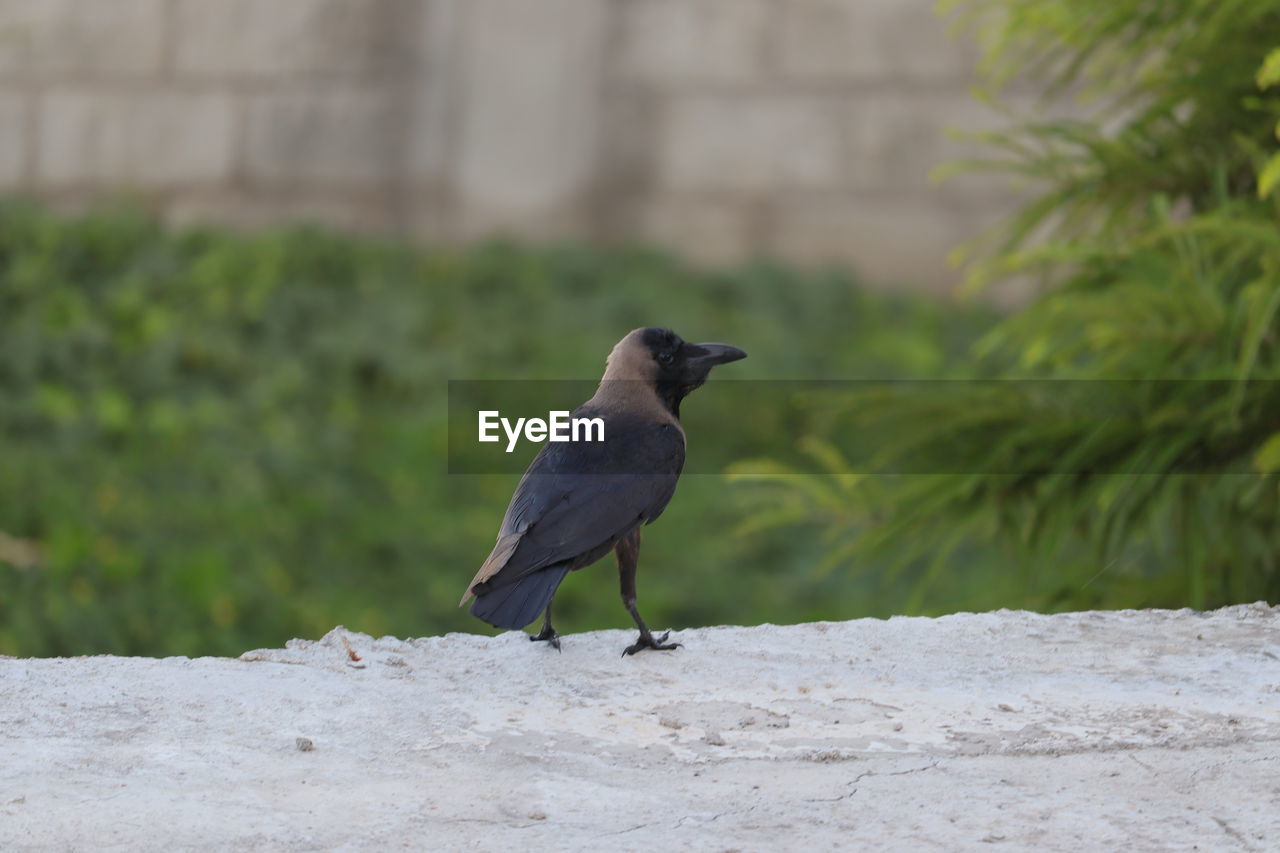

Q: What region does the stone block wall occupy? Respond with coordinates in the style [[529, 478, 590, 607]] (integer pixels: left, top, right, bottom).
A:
[[0, 0, 1023, 291]]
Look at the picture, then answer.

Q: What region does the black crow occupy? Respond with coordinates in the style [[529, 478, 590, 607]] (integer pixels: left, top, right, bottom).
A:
[[460, 327, 746, 655]]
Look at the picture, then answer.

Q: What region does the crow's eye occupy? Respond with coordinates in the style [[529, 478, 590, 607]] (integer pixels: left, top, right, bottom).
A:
[[657, 351, 675, 365]]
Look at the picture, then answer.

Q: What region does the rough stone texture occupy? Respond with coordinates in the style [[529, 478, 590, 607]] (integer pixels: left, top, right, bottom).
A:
[[404, 0, 462, 186], [165, 191, 401, 235], [173, 0, 408, 78], [1, 606, 1277, 849], [772, 195, 983, 288], [0, 0, 1030, 289], [450, 0, 609, 239], [660, 95, 847, 192], [0, 92, 23, 186], [635, 196, 757, 266], [776, 0, 979, 81], [847, 94, 991, 192], [244, 89, 402, 186], [0, 0, 165, 77], [38, 92, 236, 186], [619, 0, 770, 85]]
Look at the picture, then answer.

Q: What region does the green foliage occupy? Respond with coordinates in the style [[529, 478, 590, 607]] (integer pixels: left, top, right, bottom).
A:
[[1258, 47, 1280, 198], [0, 199, 992, 656], [735, 1, 1280, 612]]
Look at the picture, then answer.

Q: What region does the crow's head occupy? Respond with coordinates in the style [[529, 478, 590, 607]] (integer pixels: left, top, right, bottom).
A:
[[603, 327, 746, 416]]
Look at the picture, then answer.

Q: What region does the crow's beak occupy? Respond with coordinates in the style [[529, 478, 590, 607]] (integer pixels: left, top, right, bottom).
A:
[[687, 343, 747, 371]]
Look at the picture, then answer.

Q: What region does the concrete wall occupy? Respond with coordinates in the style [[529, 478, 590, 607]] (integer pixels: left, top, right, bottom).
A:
[[0, 0, 1019, 291]]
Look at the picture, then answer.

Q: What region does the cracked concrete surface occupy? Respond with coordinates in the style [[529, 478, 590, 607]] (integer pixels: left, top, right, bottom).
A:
[[2, 605, 1278, 850]]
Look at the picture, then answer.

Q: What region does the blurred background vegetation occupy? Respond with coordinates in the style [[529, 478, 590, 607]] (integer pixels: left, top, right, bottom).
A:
[[3, 0, 1278, 657], [0, 201, 994, 656], [735, 0, 1280, 614]]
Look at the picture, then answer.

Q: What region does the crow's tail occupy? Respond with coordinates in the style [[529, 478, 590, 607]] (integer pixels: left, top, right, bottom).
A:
[[469, 564, 571, 630]]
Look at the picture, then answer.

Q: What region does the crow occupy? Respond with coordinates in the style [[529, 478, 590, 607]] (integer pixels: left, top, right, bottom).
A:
[[459, 327, 746, 655]]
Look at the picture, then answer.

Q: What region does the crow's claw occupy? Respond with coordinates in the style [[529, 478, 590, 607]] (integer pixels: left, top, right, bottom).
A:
[[530, 629, 561, 652], [622, 630, 681, 656]]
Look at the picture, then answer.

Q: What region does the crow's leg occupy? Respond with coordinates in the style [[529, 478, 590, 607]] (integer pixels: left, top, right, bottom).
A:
[[529, 600, 561, 651], [616, 528, 681, 656]]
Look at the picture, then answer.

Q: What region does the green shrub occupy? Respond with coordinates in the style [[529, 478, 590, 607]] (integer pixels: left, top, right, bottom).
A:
[[733, 0, 1280, 613], [0, 200, 992, 655]]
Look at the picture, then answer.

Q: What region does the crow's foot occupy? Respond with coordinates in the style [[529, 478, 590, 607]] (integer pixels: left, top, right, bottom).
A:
[[622, 630, 681, 656], [529, 626, 561, 651]]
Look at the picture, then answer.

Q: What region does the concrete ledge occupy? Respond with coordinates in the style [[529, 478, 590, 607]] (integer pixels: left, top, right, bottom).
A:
[[3, 605, 1278, 849]]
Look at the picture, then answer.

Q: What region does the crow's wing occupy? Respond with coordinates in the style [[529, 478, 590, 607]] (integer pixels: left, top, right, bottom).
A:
[[460, 412, 684, 604]]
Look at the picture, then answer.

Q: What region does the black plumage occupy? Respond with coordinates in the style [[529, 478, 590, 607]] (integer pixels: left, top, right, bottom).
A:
[[460, 327, 746, 655]]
